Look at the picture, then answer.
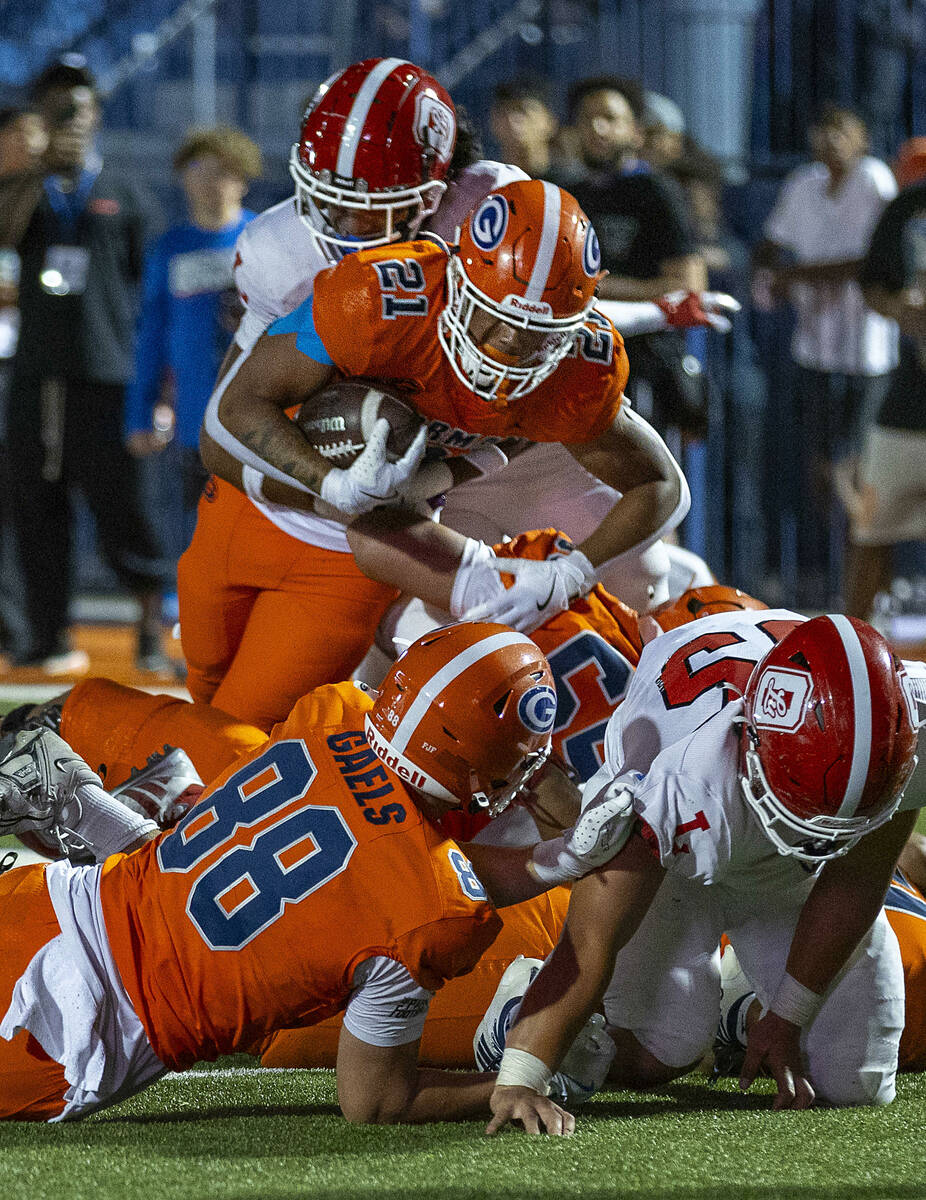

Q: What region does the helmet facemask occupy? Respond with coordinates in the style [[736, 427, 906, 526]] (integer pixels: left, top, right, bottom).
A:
[[737, 721, 913, 864], [438, 255, 590, 404], [289, 145, 446, 259]]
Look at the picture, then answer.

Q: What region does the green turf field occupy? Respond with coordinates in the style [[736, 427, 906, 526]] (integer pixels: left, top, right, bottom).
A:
[[2, 699, 926, 1198], [1, 1062, 925, 1199]]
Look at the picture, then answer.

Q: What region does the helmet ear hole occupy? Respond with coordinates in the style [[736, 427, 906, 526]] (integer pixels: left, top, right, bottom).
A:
[[493, 690, 512, 716]]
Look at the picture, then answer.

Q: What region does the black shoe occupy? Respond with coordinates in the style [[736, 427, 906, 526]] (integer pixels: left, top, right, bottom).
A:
[[0, 694, 67, 738]]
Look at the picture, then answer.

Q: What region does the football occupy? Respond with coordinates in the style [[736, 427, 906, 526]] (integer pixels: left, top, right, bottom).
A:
[[295, 378, 425, 468]]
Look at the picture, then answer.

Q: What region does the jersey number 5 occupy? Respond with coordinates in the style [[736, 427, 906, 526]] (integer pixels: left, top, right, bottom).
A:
[[158, 740, 357, 950]]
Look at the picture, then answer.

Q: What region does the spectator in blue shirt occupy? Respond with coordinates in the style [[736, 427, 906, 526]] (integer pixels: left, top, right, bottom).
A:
[[126, 126, 261, 552]]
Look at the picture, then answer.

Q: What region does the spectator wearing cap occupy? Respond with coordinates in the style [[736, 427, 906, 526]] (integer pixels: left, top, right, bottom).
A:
[[641, 90, 687, 173], [844, 141, 926, 622], [0, 56, 174, 675], [126, 126, 261, 557], [751, 104, 898, 609]]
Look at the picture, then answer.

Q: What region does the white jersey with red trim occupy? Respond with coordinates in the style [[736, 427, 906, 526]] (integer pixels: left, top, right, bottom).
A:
[[232, 160, 528, 353], [589, 609, 813, 889]]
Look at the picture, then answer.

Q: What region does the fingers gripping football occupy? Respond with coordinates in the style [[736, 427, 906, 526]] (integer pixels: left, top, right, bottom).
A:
[[319, 418, 427, 517]]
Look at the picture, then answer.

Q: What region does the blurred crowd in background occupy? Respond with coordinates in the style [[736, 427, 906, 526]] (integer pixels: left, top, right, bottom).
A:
[[0, 0, 924, 676]]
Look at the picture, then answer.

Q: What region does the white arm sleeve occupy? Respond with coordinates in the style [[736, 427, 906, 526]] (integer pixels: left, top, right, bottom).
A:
[[595, 299, 667, 337], [202, 349, 316, 495], [342, 955, 434, 1047]]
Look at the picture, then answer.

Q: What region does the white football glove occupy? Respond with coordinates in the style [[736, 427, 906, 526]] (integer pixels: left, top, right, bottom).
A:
[[474, 955, 616, 1105], [463, 547, 598, 633], [319, 418, 427, 517], [656, 290, 741, 334], [528, 782, 636, 885]]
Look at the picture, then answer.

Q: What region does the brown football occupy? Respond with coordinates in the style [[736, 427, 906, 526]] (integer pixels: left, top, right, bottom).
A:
[[295, 378, 425, 468]]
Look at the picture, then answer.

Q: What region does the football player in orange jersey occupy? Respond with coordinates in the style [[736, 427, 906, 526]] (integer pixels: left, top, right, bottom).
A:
[[0, 622, 591, 1130], [193, 177, 689, 729]]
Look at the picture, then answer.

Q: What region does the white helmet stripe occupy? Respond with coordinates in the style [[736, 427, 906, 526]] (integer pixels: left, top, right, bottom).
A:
[[524, 182, 561, 302], [827, 614, 873, 817], [336, 57, 410, 179], [391, 631, 534, 753]]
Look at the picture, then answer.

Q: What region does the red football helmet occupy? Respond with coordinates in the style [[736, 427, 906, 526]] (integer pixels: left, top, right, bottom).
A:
[[365, 622, 556, 816], [438, 179, 604, 404], [290, 57, 456, 256], [652, 585, 768, 632], [740, 615, 918, 863]]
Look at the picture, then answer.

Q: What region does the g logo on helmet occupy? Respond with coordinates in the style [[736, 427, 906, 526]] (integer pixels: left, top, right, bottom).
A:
[[582, 225, 601, 277], [470, 195, 509, 252], [752, 667, 811, 731], [517, 685, 557, 735]]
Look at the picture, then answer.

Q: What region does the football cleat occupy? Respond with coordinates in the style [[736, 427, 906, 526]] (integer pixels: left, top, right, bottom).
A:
[[0, 727, 103, 859], [474, 954, 616, 1105], [110, 746, 204, 829], [0, 692, 67, 738], [474, 955, 542, 1072], [712, 943, 755, 1080]]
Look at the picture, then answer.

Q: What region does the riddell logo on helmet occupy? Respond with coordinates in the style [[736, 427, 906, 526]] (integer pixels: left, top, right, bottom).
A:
[[753, 668, 811, 731], [366, 720, 430, 790], [502, 295, 553, 318]]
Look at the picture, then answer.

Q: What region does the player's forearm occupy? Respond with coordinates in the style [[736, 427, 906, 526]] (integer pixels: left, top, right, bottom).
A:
[[399, 1070, 496, 1123], [506, 841, 663, 1072], [577, 477, 686, 569], [462, 842, 550, 908], [785, 809, 917, 994]]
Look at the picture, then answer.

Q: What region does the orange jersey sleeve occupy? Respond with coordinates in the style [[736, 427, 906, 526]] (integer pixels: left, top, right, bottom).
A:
[[885, 868, 926, 1072], [313, 242, 447, 379], [99, 680, 500, 1071], [495, 530, 642, 781]]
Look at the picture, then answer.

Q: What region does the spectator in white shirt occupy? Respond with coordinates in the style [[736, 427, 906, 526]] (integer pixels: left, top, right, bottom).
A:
[[752, 105, 898, 609]]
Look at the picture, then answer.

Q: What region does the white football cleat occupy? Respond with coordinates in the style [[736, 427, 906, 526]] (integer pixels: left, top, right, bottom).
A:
[[473, 955, 543, 1072], [713, 943, 756, 1079], [474, 955, 616, 1105], [110, 746, 204, 829]]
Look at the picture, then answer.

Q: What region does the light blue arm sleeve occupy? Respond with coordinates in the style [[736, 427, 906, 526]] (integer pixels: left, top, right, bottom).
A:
[[266, 293, 334, 365]]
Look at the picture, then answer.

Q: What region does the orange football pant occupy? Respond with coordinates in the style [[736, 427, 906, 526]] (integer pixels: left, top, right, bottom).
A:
[[259, 886, 570, 1069], [61, 678, 267, 790], [0, 865, 69, 1119], [178, 480, 398, 730]]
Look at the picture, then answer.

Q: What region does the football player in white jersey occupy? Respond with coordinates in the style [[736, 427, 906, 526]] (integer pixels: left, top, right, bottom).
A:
[[474, 611, 924, 1132]]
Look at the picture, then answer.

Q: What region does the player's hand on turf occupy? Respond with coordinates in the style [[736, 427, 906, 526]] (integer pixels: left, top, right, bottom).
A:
[[319, 418, 427, 517], [486, 1085, 575, 1136], [463, 548, 597, 633], [739, 1010, 815, 1110], [656, 290, 741, 334]]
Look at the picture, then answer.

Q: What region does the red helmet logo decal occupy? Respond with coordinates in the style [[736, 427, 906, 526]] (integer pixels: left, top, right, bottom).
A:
[[753, 667, 811, 731], [415, 92, 455, 160]]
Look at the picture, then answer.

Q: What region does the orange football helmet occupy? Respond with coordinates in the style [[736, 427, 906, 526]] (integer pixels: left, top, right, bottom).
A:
[[365, 622, 556, 816], [652, 585, 768, 632], [438, 179, 604, 403]]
